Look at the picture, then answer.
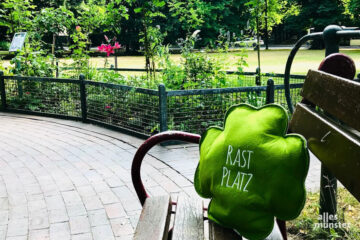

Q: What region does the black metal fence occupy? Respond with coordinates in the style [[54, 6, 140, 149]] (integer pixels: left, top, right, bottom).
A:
[[0, 71, 304, 138]]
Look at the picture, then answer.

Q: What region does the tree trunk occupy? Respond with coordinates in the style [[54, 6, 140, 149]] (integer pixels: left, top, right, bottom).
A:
[[264, 0, 269, 50]]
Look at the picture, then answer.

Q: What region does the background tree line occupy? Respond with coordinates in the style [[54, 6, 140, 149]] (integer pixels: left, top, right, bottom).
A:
[[1, 0, 360, 53]]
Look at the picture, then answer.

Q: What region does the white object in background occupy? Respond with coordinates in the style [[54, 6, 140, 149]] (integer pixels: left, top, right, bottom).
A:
[[9, 32, 27, 52]]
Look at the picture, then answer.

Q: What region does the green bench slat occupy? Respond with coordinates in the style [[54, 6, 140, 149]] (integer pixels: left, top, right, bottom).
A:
[[290, 103, 360, 202], [133, 195, 172, 240], [301, 69, 360, 132], [172, 194, 204, 240]]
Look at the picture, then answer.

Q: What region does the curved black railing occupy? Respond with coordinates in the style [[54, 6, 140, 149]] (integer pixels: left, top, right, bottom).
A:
[[284, 25, 360, 113]]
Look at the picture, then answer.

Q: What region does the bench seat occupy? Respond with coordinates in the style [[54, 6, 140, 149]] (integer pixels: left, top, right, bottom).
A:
[[133, 194, 284, 240]]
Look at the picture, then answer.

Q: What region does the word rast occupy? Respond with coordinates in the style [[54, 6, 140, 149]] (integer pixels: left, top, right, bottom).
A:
[[221, 145, 254, 192]]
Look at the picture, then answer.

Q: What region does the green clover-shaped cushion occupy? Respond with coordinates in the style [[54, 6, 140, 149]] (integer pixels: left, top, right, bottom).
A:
[[194, 104, 309, 240]]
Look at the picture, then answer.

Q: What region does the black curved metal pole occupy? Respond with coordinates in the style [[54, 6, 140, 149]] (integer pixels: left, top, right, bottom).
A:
[[284, 32, 323, 113], [323, 25, 342, 57], [131, 131, 200, 206], [336, 30, 360, 38], [284, 28, 360, 113]]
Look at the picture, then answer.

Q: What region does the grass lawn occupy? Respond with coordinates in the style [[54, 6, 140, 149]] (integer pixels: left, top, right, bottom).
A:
[[81, 48, 360, 75], [288, 188, 360, 239], [2, 48, 360, 75], [237, 48, 360, 74]]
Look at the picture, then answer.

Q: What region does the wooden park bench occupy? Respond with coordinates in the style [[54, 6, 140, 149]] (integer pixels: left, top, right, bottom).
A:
[[289, 69, 360, 224], [131, 68, 360, 239]]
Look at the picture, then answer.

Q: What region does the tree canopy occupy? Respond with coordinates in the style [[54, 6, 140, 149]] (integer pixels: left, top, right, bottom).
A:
[[0, 0, 358, 51]]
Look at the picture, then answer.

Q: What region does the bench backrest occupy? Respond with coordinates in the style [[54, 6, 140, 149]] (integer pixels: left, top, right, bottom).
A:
[[289, 69, 360, 201]]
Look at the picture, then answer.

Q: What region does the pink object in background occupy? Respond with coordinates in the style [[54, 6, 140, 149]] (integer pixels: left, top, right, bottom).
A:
[[97, 38, 121, 57]]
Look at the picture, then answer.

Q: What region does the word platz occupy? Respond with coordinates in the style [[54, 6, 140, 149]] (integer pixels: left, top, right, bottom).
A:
[[221, 145, 254, 192]]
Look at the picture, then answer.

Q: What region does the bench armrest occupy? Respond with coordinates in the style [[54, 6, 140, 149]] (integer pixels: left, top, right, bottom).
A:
[[131, 131, 200, 205]]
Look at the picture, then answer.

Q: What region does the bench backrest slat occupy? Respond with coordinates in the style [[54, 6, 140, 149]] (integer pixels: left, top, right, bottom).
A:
[[290, 103, 360, 202], [172, 194, 204, 240], [301, 70, 360, 132]]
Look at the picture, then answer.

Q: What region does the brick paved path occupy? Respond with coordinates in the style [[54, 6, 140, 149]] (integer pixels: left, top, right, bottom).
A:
[[0, 113, 321, 240]]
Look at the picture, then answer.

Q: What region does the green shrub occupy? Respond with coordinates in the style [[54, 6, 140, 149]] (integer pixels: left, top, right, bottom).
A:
[[0, 41, 10, 50], [156, 34, 231, 90], [10, 51, 55, 77]]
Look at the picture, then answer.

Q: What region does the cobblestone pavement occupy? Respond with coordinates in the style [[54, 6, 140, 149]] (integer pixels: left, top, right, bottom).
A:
[[0, 113, 321, 240]]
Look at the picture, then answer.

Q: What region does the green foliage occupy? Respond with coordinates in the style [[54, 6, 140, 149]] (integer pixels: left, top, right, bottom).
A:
[[0, 41, 10, 50], [156, 45, 186, 89], [134, 0, 166, 81], [215, 29, 235, 51], [11, 52, 55, 77], [156, 33, 243, 90], [287, 0, 348, 35], [168, 0, 250, 46], [68, 26, 89, 76], [349, 0, 360, 23], [236, 48, 249, 73], [1, 0, 359, 51], [7, 91, 44, 111], [31, 6, 75, 54], [246, 91, 266, 106], [182, 52, 226, 89], [103, 0, 129, 35], [8, 30, 55, 77], [246, 0, 300, 35], [0, 57, 9, 75], [168, 0, 206, 33], [285, 0, 349, 48], [77, 1, 107, 37], [33, 6, 75, 36], [139, 25, 165, 81], [0, 0, 36, 34], [84, 68, 127, 84]]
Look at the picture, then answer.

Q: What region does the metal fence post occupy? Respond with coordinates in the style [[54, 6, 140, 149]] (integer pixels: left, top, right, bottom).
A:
[[266, 78, 274, 104], [79, 74, 87, 122], [323, 25, 341, 57], [158, 84, 168, 133], [255, 67, 261, 86], [0, 71, 6, 110], [18, 80, 23, 98], [56, 61, 59, 78], [319, 25, 341, 224], [15, 61, 23, 98]]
